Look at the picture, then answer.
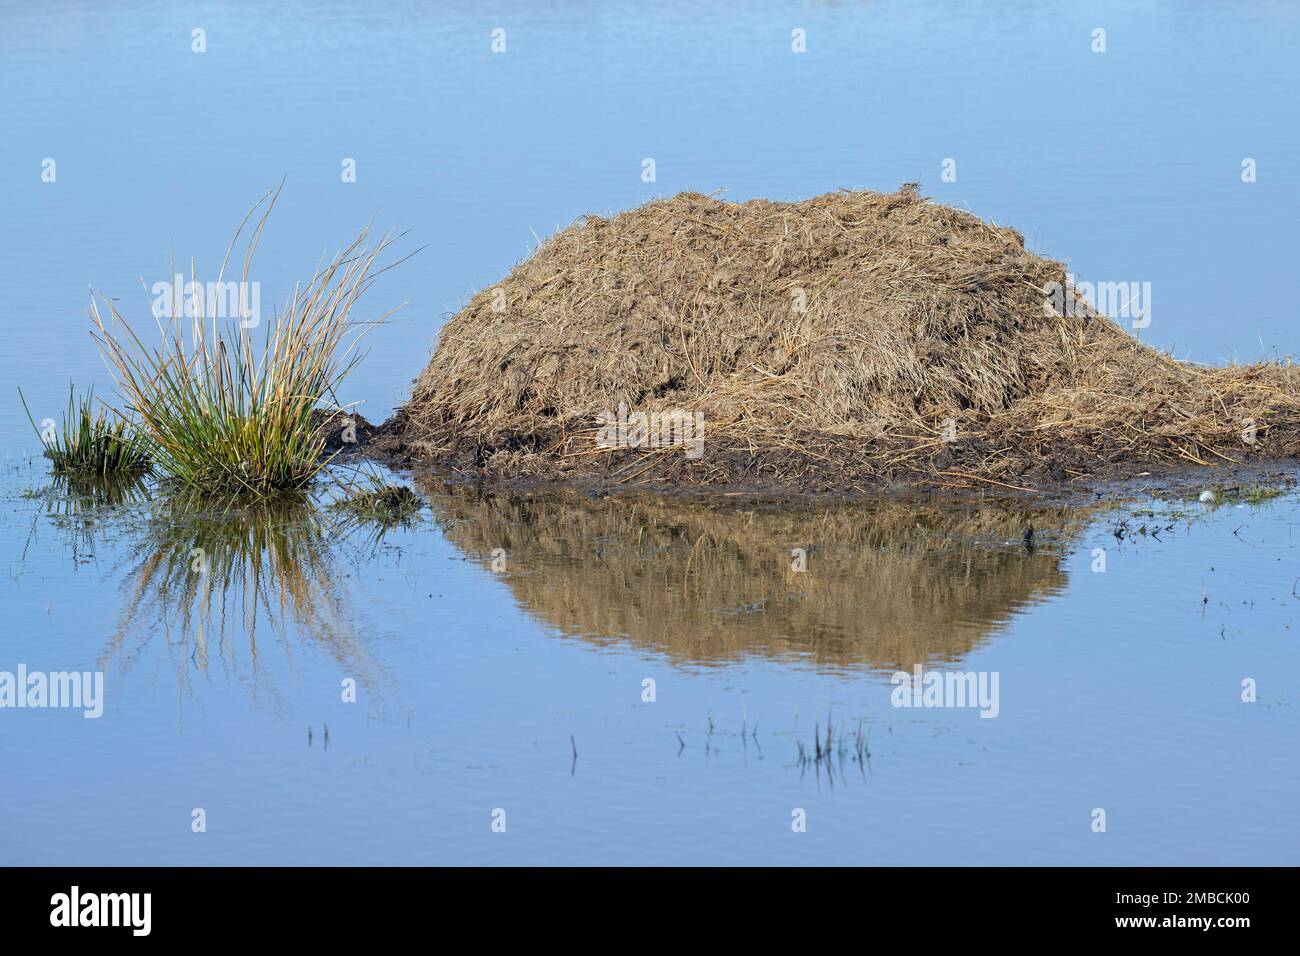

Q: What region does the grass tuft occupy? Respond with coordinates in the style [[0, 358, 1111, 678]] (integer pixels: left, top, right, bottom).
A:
[[88, 184, 407, 496], [19, 384, 151, 477], [1242, 484, 1286, 506]]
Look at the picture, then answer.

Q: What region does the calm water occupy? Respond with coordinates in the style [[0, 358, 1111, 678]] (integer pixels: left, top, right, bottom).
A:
[[1, 1, 1299, 865]]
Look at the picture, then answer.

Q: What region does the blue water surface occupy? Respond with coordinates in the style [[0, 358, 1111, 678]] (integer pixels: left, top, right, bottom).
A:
[[1, 1, 1298, 865]]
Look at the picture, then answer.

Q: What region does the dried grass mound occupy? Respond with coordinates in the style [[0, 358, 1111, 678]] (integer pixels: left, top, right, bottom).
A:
[[385, 185, 1300, 493]]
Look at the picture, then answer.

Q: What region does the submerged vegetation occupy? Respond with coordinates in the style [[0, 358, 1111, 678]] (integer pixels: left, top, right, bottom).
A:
[[87, 185, 405, 496], [330, 479, 423, 526], [1190, 482, 1290, 508], [1242, 485, 1287, 506], [20, 384, 151, 478]]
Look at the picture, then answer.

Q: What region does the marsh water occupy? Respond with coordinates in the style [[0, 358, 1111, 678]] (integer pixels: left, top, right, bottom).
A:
[[4, 468, 1300, 865], [3, 1, 1300, 865]]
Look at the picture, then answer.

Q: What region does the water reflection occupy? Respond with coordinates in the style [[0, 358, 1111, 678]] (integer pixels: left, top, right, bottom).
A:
[[18, 472, 154, 566], [22, 476, 409, 710], [425, 483, 1099, 672], [99, 488, 381, 706], [28, 473, 1100, 698]]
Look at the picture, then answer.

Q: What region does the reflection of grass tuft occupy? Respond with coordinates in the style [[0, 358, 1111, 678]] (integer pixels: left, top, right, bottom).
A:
[[18, 471, 154, 566], [102, 487, 380, 701]]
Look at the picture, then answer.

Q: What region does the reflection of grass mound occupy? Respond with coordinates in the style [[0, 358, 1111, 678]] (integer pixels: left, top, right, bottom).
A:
[[426, 483, 1095, 671], [386, 186, 1300, 493]]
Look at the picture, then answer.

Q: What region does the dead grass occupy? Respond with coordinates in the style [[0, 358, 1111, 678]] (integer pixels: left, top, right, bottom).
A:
[[383, 185, 1300, 493]]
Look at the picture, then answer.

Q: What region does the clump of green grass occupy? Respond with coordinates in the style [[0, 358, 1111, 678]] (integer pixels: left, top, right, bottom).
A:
[[1190, 482, 1289, 508], [88, 184, 407, 496], [1243, 484, 1286, 506], [330, 480, 424, 525], [19, 384, 151, 477]]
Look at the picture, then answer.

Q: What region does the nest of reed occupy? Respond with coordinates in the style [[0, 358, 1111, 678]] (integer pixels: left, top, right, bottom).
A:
[[383, 185, 1300, 495]]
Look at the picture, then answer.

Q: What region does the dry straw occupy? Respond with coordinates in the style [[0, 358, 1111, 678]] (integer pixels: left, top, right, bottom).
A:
[[385, 185, 1300, 493]]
